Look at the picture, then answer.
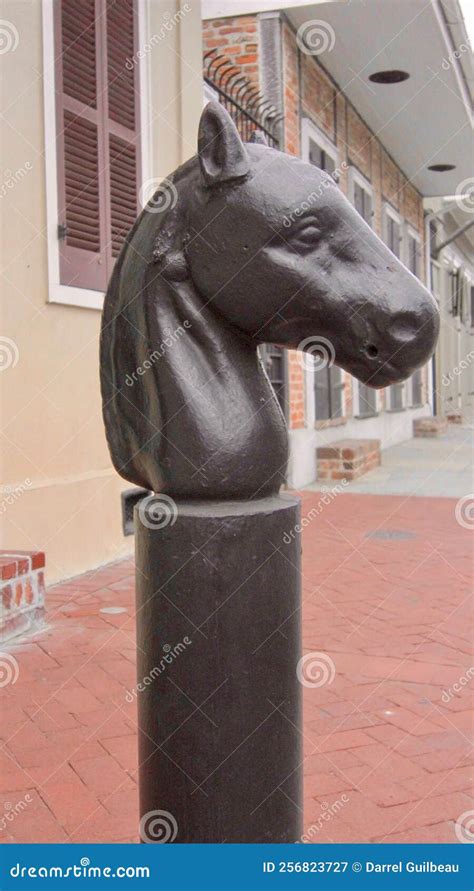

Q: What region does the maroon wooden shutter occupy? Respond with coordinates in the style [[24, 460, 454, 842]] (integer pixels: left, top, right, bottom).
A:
[[105, 0, 140, 265], [55, 0, 139, 291]]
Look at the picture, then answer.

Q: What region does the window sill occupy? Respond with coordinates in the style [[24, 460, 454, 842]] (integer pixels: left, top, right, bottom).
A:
[[48, 284, 104, 310], [314, 416, 347, 430], [355, 412, 379, 419], [386, 407, 406, 413]]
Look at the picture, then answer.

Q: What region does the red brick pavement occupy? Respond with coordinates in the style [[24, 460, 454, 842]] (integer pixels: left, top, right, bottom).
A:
[[0, 493, 472, 843]]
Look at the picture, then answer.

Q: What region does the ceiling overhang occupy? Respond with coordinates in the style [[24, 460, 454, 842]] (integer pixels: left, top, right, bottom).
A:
[[203, 0, 473, 198]]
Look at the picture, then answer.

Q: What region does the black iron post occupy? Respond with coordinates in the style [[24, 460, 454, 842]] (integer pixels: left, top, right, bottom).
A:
[[135, 495, 302, 843]]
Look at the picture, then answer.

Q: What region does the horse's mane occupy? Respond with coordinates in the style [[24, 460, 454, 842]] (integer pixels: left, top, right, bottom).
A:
[[100, 155, 288, 499]]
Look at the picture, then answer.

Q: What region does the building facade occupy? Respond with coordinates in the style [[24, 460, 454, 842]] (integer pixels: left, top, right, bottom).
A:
[[425, 199, 474, 424], [202, 4, 471, 487], [1, 0, 203, 583]]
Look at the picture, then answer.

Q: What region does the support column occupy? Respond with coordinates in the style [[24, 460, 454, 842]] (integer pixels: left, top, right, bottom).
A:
[[135, 494, 302, 843]]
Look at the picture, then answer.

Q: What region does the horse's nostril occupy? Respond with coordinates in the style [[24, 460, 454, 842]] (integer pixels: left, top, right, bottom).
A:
[[365, 344, 378, 359]]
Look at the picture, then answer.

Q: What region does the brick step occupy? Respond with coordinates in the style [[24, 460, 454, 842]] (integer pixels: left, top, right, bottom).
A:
[[0, 550, 46, 643], [316, 439, 381, 481], [413, 416, 448, 437]]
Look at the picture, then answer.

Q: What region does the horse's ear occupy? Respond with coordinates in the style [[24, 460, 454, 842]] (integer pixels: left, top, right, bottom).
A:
[[198, 101, 250, 187], [250, 130, 268, 146]]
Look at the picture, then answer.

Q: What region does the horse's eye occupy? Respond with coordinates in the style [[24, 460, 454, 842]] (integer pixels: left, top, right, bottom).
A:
[[292, 222, 323, 252]]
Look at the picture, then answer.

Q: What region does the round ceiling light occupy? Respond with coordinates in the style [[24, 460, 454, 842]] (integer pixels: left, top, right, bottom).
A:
[[369, 70, 410, 84], [427, 164, 456, 172]]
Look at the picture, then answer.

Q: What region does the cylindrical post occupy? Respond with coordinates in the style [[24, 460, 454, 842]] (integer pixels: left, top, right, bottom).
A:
[[135, 494, 302, 843]]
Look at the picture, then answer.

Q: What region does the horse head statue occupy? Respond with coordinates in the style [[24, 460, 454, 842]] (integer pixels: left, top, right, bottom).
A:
[[100, 102, 439, 500]]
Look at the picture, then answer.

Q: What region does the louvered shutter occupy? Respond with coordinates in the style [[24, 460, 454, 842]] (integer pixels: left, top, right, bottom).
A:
[[105, 0, 140, 265], [55, 0, 139, 291]]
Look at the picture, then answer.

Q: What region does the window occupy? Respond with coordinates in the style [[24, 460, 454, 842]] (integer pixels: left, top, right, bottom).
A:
[[259, 344, 287, 417], [450, 269, 461, 317], [350, 169, 373, 227], [308, 140, 336, 177], [302, 118, 339, 181], [406, 230, 421, 278], [411, 369, 423, 406], [357, 383, 378, 418], [429, 220, 438, 258], [54, 0, 140, 292], [383, 206, 404, 409], [389, 381, 406, 412], [384, 209, 402, 258], [354, 182, 372, 225], [314, 367, 344, 421]]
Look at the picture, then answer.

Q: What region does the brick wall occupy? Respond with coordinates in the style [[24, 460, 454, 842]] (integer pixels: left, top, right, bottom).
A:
[[203, 17, 260, 85], [203, 12, 428, 425]]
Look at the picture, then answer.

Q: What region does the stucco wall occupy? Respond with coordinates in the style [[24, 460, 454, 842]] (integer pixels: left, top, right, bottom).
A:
[[1, 0, 203, 583]]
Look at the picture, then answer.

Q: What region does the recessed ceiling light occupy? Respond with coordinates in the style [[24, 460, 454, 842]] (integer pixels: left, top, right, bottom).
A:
[[369, 70, 410, 84], [427, 164, 456, 172]]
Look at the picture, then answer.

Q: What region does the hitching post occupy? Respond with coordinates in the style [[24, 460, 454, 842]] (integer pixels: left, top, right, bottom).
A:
[[99, 100, 439, 843]]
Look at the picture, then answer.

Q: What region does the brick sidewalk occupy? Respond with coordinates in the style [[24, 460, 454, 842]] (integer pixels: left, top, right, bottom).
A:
[[0, 492, 472, 843]]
